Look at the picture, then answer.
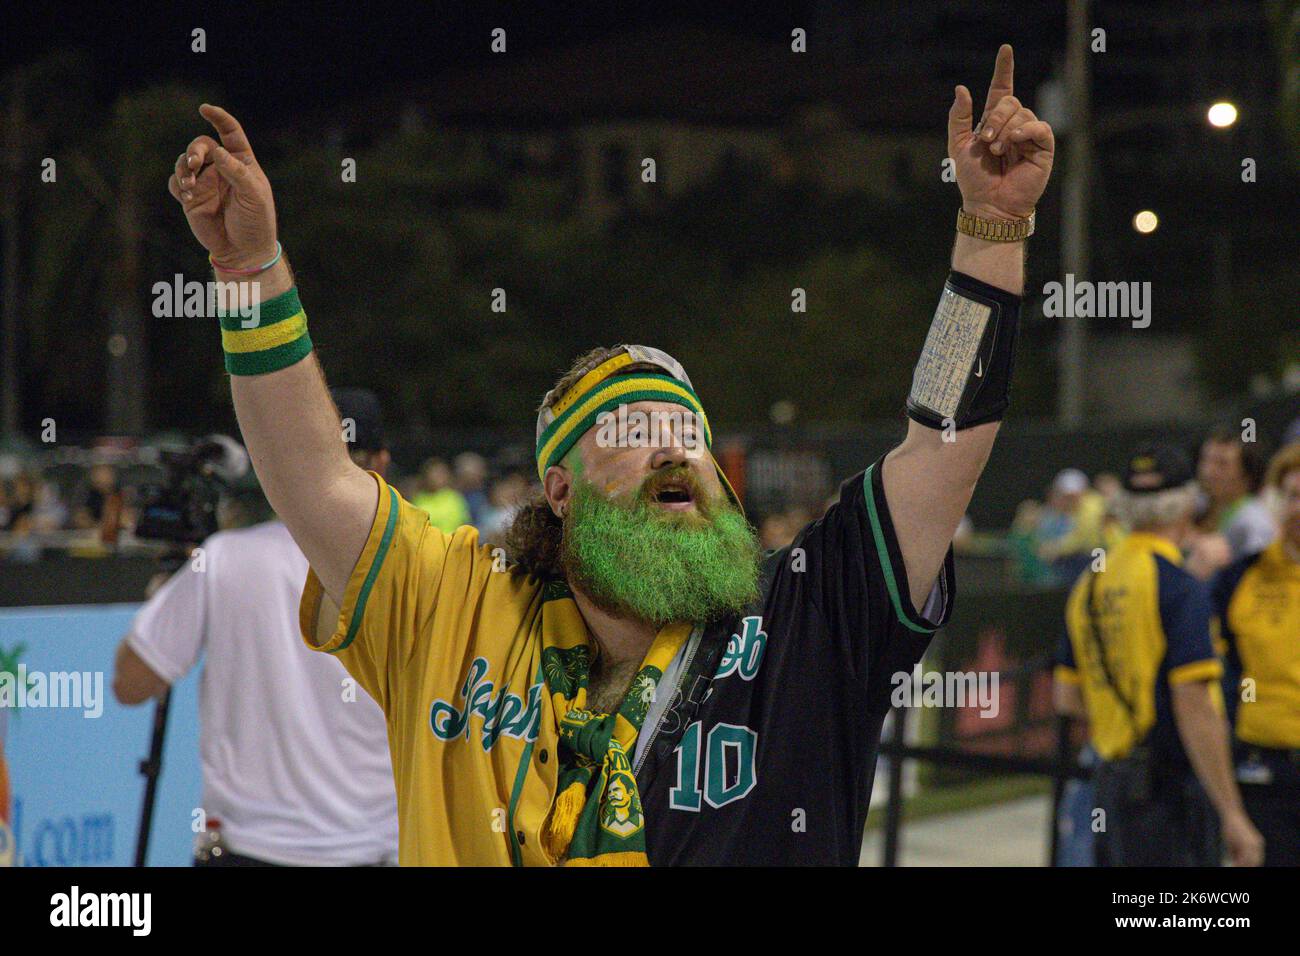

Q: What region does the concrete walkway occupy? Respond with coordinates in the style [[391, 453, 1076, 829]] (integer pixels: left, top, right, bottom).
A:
[[860, 795, 1052, 866]]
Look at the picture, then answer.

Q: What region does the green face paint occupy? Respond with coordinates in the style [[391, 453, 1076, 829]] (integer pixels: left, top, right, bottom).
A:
[[560, 473, 761, 626], [564, 448, 585, 478]]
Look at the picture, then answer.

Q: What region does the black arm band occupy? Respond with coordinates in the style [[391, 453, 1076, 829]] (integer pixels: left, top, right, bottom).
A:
[[905, 270, 1021, 431]]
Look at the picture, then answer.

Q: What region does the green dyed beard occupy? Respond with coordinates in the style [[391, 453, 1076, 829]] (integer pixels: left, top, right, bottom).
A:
[[560, 474, 762, 627]]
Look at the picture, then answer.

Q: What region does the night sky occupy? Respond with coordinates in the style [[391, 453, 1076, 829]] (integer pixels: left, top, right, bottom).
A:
[[3, 0, 1293, 443], [3, 0, 1284, 138], [4, 2, 831, 124], [4, 1, 1282, 140]]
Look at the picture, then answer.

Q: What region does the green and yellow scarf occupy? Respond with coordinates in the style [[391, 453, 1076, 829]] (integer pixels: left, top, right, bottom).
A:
[[539, 582, 689, 866]]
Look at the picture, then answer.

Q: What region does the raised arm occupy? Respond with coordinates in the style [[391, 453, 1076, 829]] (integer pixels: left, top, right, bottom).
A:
[[883, 45, 1054, 610], [167, 105, 374, 603]]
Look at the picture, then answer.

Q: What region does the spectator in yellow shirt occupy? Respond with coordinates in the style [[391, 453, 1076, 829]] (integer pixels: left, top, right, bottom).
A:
[[1211, 443, 1300, 866], [1039, 468, 1108, 581], [412, 457, 471, 533]]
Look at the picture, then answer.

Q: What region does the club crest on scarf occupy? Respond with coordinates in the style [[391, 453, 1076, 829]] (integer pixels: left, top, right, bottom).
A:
[[600, 767, 643, 838]]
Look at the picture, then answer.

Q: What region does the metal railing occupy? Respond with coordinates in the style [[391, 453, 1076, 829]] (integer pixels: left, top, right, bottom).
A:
[[876, 658, 1089, 867]]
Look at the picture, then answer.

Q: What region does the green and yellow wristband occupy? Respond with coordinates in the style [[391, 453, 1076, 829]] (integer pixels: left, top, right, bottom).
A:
[[217, 286, 313, 375]]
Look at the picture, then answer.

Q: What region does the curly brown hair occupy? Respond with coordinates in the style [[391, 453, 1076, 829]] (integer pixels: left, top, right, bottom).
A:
[[503, 491, 565, 581]]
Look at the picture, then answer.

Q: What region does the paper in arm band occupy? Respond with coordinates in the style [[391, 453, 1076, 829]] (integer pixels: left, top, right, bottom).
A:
[[906, 271, 1021, 430]]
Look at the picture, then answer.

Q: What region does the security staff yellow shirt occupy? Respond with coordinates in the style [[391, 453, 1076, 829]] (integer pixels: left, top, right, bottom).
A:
[[1212, 541, 1300, 749], [300, 473, 562, 865], [1056, 532, 1223, 762]]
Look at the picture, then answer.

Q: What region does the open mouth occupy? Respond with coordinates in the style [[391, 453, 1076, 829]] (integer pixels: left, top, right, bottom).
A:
[[652, 480, 696, 510]]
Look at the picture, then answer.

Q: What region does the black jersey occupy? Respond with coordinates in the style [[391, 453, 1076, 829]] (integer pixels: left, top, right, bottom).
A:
[[637, 454, 955, 865]]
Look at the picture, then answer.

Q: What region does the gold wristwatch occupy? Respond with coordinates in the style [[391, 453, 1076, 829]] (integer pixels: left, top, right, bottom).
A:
[[956, 208, 1035, 241]]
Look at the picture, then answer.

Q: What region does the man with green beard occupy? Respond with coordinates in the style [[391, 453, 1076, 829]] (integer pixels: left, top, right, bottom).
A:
[[168, 44, 1050, 865], [558, 453, 761, 647]]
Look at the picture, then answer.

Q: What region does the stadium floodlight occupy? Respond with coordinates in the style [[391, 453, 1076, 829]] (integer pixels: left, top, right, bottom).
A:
[[1207, 101, 1239, 128], [1132, 210, 1159, 234]]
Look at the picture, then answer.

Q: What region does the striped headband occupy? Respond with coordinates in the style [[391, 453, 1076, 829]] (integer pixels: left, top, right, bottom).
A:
[[534, 346, 742, 510]]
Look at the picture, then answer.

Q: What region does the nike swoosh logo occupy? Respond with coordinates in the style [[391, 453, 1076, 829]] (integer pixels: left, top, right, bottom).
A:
[[974, 357, 984, 378]]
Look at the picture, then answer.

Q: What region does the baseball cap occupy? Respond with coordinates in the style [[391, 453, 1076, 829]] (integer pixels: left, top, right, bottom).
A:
[[1052, 468, 1088, 496], [331, 387, 385, 453], [1123, 442, 1193, 494]]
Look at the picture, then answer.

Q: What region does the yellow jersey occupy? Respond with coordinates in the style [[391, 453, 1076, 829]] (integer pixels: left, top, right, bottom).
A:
[[300, 472, 561, 865], [1211, 540, 1300, 749], [1057, 532, 1223, 762]]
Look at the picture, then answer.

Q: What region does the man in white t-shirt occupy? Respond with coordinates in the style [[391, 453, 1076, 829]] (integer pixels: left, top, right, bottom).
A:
[[113, 389, 398, 866]]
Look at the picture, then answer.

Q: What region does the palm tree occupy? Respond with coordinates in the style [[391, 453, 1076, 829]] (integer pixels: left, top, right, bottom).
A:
[[0, 51, 92, 437], [25, 83, 214, 435], [1274, 0, 1300, 158]]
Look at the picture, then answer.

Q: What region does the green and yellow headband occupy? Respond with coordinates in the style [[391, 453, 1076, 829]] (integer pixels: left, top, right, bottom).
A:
[[534, 345, 741, 510]]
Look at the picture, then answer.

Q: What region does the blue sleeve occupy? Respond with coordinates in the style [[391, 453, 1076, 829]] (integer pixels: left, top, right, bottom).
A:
[[1210, 554, 1257, 670], [1156, 557, 1217, 673], [1055, 628, 1076, 669]]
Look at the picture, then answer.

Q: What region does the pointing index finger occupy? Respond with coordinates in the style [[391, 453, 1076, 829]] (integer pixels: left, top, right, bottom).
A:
[[982, 44, 1015, 120], [198, 103, 254, 159]]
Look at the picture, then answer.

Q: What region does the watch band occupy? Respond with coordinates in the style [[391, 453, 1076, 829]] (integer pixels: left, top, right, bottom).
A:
[[956, 208, 1035, 242]]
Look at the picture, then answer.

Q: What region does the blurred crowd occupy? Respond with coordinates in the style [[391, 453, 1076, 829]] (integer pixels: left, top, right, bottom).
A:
[[0, 450, 539, 563], [1007, 419, 1300, 586], [397, 453, 536, 545], [4, 418, 1298, 580], [0, 462, 128, 561]]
